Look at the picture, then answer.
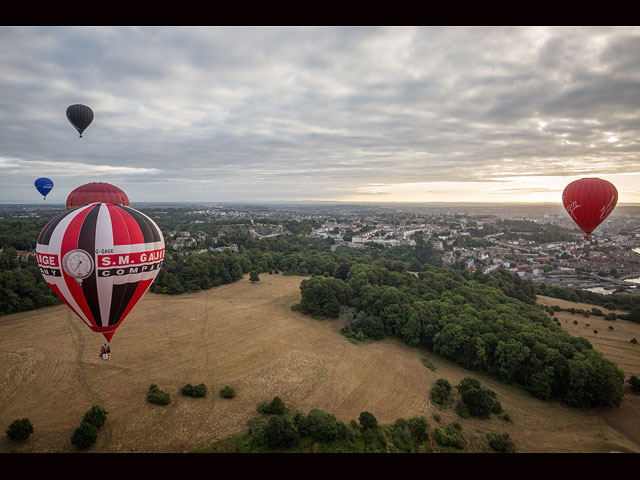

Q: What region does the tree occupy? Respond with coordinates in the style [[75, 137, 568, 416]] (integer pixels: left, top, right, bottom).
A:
[[249, 270, 260, 283], [430, 378, 453, 407], [358, 411, 378, 430], [6, 418, 34, 441], [306, 408, 345, 442], [628, 376, 640, 393], [82, 405, 108, 429], [71, 422, 98, 450], [407, 416, 429, 443], [456, 377, 501, 418], [262, 415, 299, 449]]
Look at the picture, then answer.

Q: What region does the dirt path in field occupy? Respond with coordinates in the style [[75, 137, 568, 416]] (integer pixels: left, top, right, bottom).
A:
[[0, 276, 639, 453]]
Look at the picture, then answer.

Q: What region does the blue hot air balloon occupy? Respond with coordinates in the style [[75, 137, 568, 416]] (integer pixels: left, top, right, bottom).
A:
[[35, 177, 54, 199]]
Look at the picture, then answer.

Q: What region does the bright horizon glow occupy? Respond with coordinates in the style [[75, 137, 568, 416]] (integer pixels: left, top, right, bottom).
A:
[[331, 173, 640, 204]]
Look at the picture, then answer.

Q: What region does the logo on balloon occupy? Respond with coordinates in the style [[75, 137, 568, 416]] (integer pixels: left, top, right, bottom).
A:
[[62, 249, 95, 285]]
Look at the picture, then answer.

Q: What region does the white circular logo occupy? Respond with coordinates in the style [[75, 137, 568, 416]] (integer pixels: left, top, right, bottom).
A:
[[62, 249, 94, 284]]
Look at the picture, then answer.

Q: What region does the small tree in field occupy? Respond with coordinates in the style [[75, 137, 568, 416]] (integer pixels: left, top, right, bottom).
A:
[[250, 270, 260, 283], [71, 422, 98, 450], [82, 405, 108, 429], [6, 418, 34, 441]]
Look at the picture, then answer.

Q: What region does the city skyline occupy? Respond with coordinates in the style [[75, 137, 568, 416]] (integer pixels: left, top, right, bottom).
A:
[[1, 26, 640, 204]]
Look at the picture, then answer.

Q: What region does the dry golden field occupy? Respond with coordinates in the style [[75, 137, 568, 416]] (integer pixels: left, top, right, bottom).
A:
[[1, 275, 639, 453]]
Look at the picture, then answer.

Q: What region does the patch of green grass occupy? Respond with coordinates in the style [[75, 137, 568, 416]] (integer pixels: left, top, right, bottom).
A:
[[421, 358, 436, 371]]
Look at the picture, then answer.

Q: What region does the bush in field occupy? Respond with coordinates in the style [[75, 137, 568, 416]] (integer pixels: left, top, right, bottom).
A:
[[82, 405, 108, 429], [434, 422, 467, 450], [629, 376, 640, 393], [6, 418, 34, 441], [487, 432, 516, 453], [430, 378, 453, 407], [147, 384, 171, 405], [181, 383, 207, 398], [71, 422, 98, 450], [219, 385, 236, 398], [456, 377, 502, 418]]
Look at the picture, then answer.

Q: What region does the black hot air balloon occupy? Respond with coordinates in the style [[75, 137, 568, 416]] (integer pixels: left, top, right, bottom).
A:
[[66, 104, 94, 138]]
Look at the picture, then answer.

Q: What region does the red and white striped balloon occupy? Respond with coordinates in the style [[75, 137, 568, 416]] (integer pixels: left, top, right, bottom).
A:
[[36, 202, 164, 343]]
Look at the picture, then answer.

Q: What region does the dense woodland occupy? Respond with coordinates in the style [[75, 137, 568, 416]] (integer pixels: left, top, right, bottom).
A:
[[0, 210, 632, 410]]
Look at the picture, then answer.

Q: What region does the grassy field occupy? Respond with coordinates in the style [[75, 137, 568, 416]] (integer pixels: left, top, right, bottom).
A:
[[1, 274, 639, 453]]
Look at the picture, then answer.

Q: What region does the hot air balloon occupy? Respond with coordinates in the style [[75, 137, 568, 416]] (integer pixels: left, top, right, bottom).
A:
[[34, 177, 54, 199], [562, 177, 618, 240], [36, 202, 165, 343], [66, 104, 94, 138], [66, 182, 130, 210]]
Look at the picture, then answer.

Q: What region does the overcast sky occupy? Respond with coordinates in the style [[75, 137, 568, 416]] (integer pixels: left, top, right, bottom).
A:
[[1, 26, 639, 204]]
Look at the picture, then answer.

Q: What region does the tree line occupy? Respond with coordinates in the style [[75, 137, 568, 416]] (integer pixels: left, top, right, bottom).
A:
[[297, 264, 625, 409], [537, 283, 640, 324]]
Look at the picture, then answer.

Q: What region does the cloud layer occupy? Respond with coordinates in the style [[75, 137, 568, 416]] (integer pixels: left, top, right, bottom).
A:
[[1, 26, 639, 203]]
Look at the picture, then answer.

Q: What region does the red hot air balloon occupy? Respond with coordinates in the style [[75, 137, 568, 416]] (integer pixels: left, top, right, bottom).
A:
[[66, 182, 130, 210], [562, 178, 618, 239], [36, 202, 164, 343]]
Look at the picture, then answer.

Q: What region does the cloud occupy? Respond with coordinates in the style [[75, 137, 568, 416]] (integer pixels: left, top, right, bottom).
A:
[[1, 26, 639, 203]]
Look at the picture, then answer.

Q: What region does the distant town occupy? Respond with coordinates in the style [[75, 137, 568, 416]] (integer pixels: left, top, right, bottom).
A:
[[4, 201, 640, 296]]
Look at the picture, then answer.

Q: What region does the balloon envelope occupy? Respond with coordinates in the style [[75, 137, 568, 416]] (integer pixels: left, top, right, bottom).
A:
[[36, 202, 165, 342], [34, 177, 54, 198], [66, 182, 130, 210], [562, 178, 618, 237], [66, 104, 94, 137]]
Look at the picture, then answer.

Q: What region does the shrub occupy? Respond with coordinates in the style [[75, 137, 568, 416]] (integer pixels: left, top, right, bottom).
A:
[[82, 405, 108, 429], [631, 338, 638, 344], [358, 411, 378, 430], [434, 422, 467, 450], [71, 422, 98, 450], [628, 376, 640, 393], [455, 400, 470, 419], [432, 413, 441, 422], [219, 385, 236, 398], [487, 432, 516, 453], [6, 418, 34, 441], [147, 384, 171, 405], [421, 358, 436, 371], [267, 396, 286, 415], [181, 383, 207, 398], [293, 411, 309, 437], [430, 378, 453, 406]]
